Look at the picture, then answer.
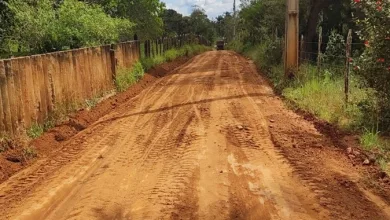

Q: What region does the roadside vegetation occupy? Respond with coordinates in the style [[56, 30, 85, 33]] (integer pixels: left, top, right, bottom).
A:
[[0, 0, 216, 140], [0, 0, 216, 58], [220, 0, 390, 174], [117, 44, 210, 92]]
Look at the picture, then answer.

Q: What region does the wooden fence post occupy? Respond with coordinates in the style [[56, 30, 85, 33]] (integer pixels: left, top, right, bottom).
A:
[[150, 40, 155, 57], [345, 29, 352, 103], [317, 27, 322, 74], [284, 0, 299, 77], [110, 44, 116, 80], [153, 40, 159, 55]]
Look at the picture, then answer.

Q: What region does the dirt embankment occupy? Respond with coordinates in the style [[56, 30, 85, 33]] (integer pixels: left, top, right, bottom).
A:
[[0, 56, 192, 184]]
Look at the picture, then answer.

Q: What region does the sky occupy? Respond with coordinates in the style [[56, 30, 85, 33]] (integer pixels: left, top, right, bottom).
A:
[[162, 0, 241, 19]]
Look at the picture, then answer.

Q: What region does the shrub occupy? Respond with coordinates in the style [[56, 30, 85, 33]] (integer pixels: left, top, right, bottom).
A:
[[7, 0, 134, 53], [352, 0, 390, 130], [141, 44, 211, 71], [242, 39, 283, 72], [164, 49, 179, 62], [323, 30, 346, 66], [26, 123, 44, 139], [115, 62, 144, 92], [283, 64, 377, 130]]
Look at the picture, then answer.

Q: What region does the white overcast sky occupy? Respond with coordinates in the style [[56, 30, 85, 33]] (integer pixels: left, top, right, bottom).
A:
[[162, 0, 241, 19]]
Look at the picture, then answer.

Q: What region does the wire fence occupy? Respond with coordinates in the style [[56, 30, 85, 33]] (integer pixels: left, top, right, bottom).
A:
[[298, 29, 366, 102]]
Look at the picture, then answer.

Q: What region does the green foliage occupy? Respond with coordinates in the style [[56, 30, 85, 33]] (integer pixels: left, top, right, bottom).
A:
[[215, 12, 235, 42], [189, 7, 216, 43], [227, 40, 245, 53], [141, 44, 210, 71], [115, 62, 144, 92], [360, 129, 390, 175], [26, 123, 44, 139], [22, 146, 37, 160], [5, 0, 134, 53], [85, 97, 99, 109], [0, 135, 12, 153], [352, 0, 390, 131], [323, 30, 346, 65], [361, 128, 380, 151], [241, 39, 283, 73], [238, 0, 285, 44], [162, 9, 186, 37], [283, 64, 377, 130], [52, 0, 133, 49]]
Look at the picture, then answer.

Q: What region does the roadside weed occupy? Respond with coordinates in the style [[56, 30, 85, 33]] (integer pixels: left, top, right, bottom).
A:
[[26, 123, 44, 139]]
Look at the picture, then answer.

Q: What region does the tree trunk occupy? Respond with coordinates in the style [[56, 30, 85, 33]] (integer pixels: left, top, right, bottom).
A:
[[304, 0, 333, 59]]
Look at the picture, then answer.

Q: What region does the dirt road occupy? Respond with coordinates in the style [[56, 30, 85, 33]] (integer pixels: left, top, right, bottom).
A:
[[0, 51, 389, 219]]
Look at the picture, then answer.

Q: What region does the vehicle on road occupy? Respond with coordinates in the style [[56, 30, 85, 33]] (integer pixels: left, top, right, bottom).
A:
[[216, 40, 225, 50]]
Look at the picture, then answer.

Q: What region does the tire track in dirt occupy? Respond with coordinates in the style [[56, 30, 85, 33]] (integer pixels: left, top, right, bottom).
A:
[[230, 51, 390, 220], [1, 51, 390, 220]]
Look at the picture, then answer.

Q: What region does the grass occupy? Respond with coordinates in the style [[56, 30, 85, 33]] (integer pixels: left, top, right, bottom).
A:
[[22, 146, 37, 160], [85, 97, 99, 109], [0, 136, 12, 153], [26, 123, 44, 139], [360, 129, 390, 175], [241, 43, 377, 131], [17, 44, 210, 144], [115, 61, 144, 92], [360, 128, 381, 151], [282, 64, 376, 130], [140, 44, 210, 72], [237, 41, 390, 174]]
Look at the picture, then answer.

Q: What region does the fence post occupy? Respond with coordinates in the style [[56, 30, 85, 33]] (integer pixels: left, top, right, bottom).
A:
[[160, 38, 163, 54], [110, 44, 116, 80], [149, 40, 152, 58], [317, 27, 322, 74], [150, 40, 155, 57], [153, 39, 160, 55], [284, 0, 299, 77], [345, 29, 352, 103]]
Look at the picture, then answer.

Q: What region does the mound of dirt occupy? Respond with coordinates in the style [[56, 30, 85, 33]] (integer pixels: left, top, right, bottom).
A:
[[0, 56, 191, 184]]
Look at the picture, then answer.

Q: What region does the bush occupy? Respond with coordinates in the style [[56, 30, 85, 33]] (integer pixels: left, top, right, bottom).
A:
[[115, 62, 144, 92], [7, 0, 134, 53], [352, 0, 390, 130], [283, 64, 377, 130], [141, 44, 211, 71], [323, 30, 346, 66], [26, 123, 44, 139], [242, 39, 283, 72]]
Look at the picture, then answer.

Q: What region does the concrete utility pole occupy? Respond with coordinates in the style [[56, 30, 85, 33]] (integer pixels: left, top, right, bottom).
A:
[[233, 0, 236, 40], [285, 0, 299, 77]]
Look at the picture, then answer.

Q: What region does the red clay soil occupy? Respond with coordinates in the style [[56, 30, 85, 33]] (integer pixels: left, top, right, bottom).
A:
[[0, 56, 192, 184], [0, 51, 389, 220]]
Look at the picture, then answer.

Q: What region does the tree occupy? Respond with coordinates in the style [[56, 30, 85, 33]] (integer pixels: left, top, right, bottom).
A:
[[161, 9, 184, 37], [238, 0, 285, 44], [302, 0, 352, 55], [215, 12, 234, 41], [5, 0, 133, 53], [352, 0, 390, 129], [189, 6, 216, 43], [0, 0, 14, 53]]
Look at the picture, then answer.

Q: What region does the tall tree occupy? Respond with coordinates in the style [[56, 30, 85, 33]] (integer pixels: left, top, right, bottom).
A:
[[189, 6, 216, 43], [84, 0, 165, 39]]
